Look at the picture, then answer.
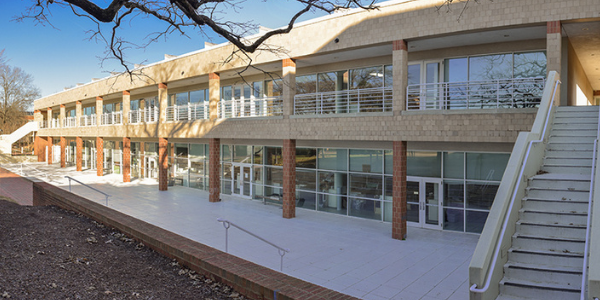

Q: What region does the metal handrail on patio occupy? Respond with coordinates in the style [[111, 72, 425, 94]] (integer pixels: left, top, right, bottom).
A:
[[217, 218, 290, 271], [218, 97, 283, 119], [407, 77, 545, 110], [294, 86, 393, 115], [65, 176, 111, 206]]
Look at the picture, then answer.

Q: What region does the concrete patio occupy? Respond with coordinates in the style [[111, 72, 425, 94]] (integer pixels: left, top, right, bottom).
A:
[[2, 162, 478, 300]]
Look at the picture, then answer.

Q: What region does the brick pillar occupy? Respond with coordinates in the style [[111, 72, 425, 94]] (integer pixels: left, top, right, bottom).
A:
[[122, 90, 130, 124], [282, 59, 296, 117], [46, 136, 53, 165], [283, 139, 296, 219], [140, 142, 145, 177], [209, 138, 221, 202], [75, 101, 82, 127], [209, 73, 220, 121], [392, 40, 408, 114], [546, 21, 562, 106], [60, 137, 66, 168], [158, 138, 168, 191], [392, 141, 407, 240], [34, 135, 45, 162], [96, 137, 104, 176], [76, 137, 83, 171], [59, 105, 65, 128], [123, 137, 131, 182]]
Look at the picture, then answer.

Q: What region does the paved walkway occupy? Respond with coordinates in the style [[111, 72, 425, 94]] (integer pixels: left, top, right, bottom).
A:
[[0, 167, 33, 205], [1, 163, 478, 300]]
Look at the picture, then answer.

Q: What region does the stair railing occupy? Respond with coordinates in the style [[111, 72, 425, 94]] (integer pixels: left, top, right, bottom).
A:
[[65, 176, 110, 206], [217, 218, 290, 271], [583, 107, 600, 300], [469, 73, 561, 297]]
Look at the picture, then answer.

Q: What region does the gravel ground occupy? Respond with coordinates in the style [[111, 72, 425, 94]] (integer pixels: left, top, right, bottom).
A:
[[0, 198, 247, 300]]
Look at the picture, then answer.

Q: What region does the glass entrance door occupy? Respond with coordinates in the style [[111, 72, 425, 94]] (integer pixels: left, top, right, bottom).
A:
[[407, 61, 443, 110], [232, 163, 252, 197], [407, 177, 442, 229]]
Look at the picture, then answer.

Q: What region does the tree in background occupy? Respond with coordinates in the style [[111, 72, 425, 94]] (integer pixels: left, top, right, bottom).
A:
[[0, 50, 41, 134]]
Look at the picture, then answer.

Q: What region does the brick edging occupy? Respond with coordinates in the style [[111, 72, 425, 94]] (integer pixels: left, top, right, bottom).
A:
[[32, 182, 356, 300]]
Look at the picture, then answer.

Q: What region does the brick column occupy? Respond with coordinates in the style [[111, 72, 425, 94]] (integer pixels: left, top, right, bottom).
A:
[[140, 142, 145, 178], [392, 40, 408, 114], [282, 58, 296, 117], [158, 138, 168, 191], [34, 135, 46, 162], [209, 138, 221, 202], [59, 105, 65, 128], [96, 97, 103, 126], [96, 137, 104, 176], [76, 137, 83, 171], [60, 137, 66, 168], [47, 107, 53, 128], [209, 73, 220, 121], [283, 139, 296, 219], [546, 21, 562, 106], [46, 136, 53, 165], [392, 141, 407, 240], [123, 137, 131, 182], [75, 101, 82, 127], [122, 90, 131, 124]]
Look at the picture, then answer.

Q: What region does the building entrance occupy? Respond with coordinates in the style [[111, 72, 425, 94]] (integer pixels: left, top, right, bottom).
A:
[[232, 163, 252, 197], [407, 177, 442, 230]]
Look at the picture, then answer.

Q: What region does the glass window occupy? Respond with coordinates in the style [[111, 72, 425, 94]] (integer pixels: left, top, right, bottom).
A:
[[296, 169, 316, 191], [296, 148, 316, 169], [466, 210, 488, 233], [296, 74, 317, 94], [350, 149, 383, 173], [407, 151, 441, 177], [221, 145, 232, 162], [174, 143, 188, 158], [176, 92, 188, 105], [296, 191, 316, 210], [513, 51, 546, 78], [221, 86, 232, 101], [189, 144, 205, 159], [466, 153, 509, 181], [349, 173, 383, 199], [131, 99, 140, 110], [349, 198, 381, 221], [190, 90, 206, 103], [318, 71, 348, 92], [317, 148, 347, 171], [444, 152, 464, 179], [443, 181, 464, 208], [265, 146, 282, 166], [234, 145, 252, 163], [384, 65, 393, 87], [253, 81, 263, 98], [253, 146, 263, 165], [265, 79, 283, 97], [444, 57, 469, 83], [252, 165, 263, 184], [318, 171, 347, 194], [384, 150, 393, 175], [466, 181, 499, 210], [265, 166, 283, 186], [349, 66, 384, 89], [469, 54, 513, 81], [407, 64, 421, 85], [444, 208, 464, 232]]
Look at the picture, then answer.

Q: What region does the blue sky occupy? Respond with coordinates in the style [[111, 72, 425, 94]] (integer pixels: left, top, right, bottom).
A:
[[0, 1, 338, 98]]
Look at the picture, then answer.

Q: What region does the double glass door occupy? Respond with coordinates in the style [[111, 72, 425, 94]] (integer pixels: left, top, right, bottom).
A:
[[232, 163, 251, 197], [407, 177, 442, 229], [408, 60, 442, 110]]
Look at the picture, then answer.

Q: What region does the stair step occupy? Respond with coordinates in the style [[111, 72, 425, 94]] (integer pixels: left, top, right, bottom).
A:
[[540, 165, 591, 175], [528, 176, 590, 190], [547, 142, 595, 151], [508, 248, 584, 269], [552, 122, 598, 130], [545, 149, 593, 159], [499, 279, 580, 300], [526, 187, 589, 201], [512, 234, 585, 253], [516, 221, 586, 239], [522, 198, 589, 212], [547, 136, 596, 143], [519, 209, 587, 224], [556, 105, 599, 112], [504, 262, 582, 289], [543, 158, 593, 167], [550, 129, 597, 137]]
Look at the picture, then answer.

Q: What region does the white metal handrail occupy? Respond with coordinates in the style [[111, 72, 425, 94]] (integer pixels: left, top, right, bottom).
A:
[[65, 176, 111, 206], [100, 111, 123, 125], [217, 97, 283, 119], [294, 86, 393, 115], [217, 218, 290, 271], [581, 107, 600, 299], [63, 116, 76, 128], [470, 79, 560, 294], [143, 106, 158, 123], [128, 109, 143, 124], [166, 102, 210, 122], [39, 120, 48, 129], [79, 115, 97, 127], [50, 118, 59, 128], [407, 77, 545, 110]]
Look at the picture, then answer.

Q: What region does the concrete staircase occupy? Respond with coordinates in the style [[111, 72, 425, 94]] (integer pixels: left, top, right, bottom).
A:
[[497, 106, 598, 300], [0, 121, 38, 154]]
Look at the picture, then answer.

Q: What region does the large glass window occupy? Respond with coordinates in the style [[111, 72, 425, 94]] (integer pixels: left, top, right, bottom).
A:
[[407, 151, 441, 177], [444, 51, 547, 83], [350, 66, 384, 89], [318, 71, 348, 92], [296, 148, 317, 169], [350, 149, 383, 173], [265, 146, 282, 166], [317, 148, 347, 171], [296, 75, 317, 94], [466, 153, 509, 181]]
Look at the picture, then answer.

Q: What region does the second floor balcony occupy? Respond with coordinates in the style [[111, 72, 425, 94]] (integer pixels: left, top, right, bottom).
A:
[[79, 115, 97, 127], [218, 97, 283, 119], [294, 87, 393, 115], [129, 107, 158, 124], [63, 116, 76, 128], [101, 111, 122, 125], [166, 102, 209, 122]]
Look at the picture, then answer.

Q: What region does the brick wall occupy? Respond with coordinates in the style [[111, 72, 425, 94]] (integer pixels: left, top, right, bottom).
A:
[[31, 182, 356, 300], [76, 137, 83, 171], [392, 141, 407, 240], [282, 139, 296, 219], [47, 136, 53, 165], [158, 138, 168, 191], [209, 138, 220, 202], [123, 137, 131, 183], [97, 137, 104, 176], [60, 137, 66, 168]]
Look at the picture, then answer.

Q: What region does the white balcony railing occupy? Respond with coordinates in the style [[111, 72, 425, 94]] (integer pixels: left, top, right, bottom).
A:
[[144, 107, 158, 123], [79, 115, 97, 127], [63, 116, 76, 128], [50, 118, 59, 128], [218, 97, 283, 119], [166, 102, 210, 122], [101, 111, 123, 125], [39, 120, 48, 129], [406, 77, 545, 110], [294, 87, 393, 115], [129, 109, 143, 124]]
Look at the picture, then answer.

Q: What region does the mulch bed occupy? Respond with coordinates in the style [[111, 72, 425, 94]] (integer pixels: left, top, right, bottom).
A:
[[0, 199, 247, 300]]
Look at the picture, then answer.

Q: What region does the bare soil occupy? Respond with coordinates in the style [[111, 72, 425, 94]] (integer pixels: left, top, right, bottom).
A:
[[0, 199, 247, 300]]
